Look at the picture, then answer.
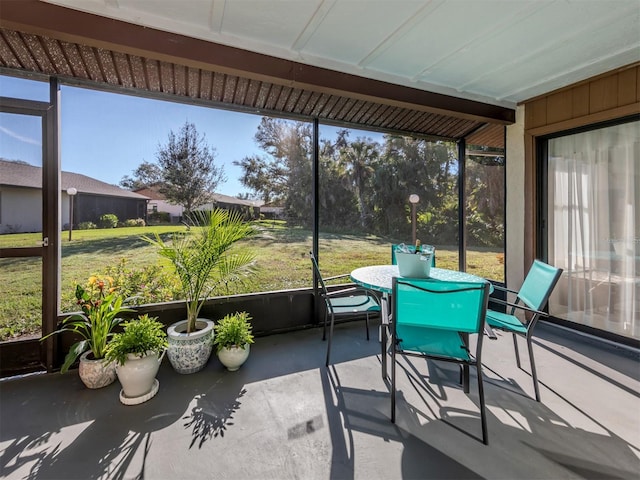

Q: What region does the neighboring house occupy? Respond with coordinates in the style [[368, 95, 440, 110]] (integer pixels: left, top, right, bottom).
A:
[[133, 186, 184, 224], [260, 204, 285, 220], [0, 159, 148, 233], [197, 193, 262, 220], [134, 187, 261, 222]]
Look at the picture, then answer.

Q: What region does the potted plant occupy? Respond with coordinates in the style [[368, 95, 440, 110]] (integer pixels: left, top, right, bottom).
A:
[[213, 311, 254, 371], [143, 208, 256, 374], [104, 314, 168, 405], [41, 276, 134, 388]]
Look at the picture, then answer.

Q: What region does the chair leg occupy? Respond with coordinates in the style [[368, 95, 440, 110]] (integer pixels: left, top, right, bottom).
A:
[[391, 338, 396, 423], [325, 313, 335, 366], [512, 333, 521, 369], [322, 309, 327, 341], [476, 363, 489, 445], [527, 335, 541, 402], [365, 313, 370, 341]]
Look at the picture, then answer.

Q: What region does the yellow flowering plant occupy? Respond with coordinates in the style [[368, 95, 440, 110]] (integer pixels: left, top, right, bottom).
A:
[[42, 276, 134, 373]]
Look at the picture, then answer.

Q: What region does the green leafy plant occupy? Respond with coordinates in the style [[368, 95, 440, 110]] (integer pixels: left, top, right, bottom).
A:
[[143, 209, 257, 334], [104, 314, 168, 366], [102, 258, 180, 306], [78, 221, 97, 230], [213, 311, 254, 352], [98, 213, 118, 229], [41, 276, 134, 372], [124, 218, 146, 227]]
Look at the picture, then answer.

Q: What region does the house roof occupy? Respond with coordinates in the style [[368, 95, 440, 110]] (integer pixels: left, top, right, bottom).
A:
[[0, 159, 149, 199], [134, 185, 262, 208]]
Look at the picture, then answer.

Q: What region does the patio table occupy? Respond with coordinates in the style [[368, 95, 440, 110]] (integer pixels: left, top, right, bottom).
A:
[[350, 265, 494, 382]]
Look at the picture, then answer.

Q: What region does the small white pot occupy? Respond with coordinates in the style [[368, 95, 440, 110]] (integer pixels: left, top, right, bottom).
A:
[[217, 344, 250, 371], [79, 351, 116, 389], [116, 351, 163, 400]]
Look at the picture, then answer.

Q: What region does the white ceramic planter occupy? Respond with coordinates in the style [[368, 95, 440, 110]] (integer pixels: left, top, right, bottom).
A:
[[166, 319, 215, 374], [78, 351, 116, 389], [217, 344, 250, 371], [116, 351, 163, 402]]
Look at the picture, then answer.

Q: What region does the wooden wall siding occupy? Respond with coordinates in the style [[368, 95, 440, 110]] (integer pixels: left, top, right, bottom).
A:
[[521, 63, 640, 285], [525, 64, 640, 130], [0, 27, 507, 146]]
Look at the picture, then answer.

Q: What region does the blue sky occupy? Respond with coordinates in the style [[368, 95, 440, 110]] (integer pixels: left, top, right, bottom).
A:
[[1, 75, 380, 197]]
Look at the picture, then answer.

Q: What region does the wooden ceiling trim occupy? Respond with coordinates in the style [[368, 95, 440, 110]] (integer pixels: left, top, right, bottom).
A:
[[302, 92, 323, 116], [264, 83, 282, 110], [186, 67, 200, 99], [113, 51, 134, 89], [222, 74, 237, 104], [274, 85, 292, 111], [244, 79, 262, 107], [143, 58, 161, 92], [60, 41, 86, 79], [78, 44, 103, 83], [173, 63, 187, 96], [255, 82, 273, 109], [211, 71, 225, 102], [198, 69, 212, 100], [309, 93, 329, 117], [233, 76, 250, 105], [0, 21, 508, 146], [158, 60, 173, 95], [4, 30, 38, 72], [282, 88, 301, 113], [0, 31, 21, 69], [22, 33, 55, 74]]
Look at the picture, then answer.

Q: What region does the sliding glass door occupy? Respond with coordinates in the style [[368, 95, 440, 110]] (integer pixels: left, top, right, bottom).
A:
[[545, 119, 639, 340]]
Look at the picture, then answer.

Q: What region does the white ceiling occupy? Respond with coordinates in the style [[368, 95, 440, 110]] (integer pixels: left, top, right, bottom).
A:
[[44, 0, 640, 109]]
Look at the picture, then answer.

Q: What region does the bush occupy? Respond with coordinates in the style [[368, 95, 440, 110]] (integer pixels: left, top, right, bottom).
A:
[[77, 221, 97, 230], [102, 258, 181, 305], [98, 213, 118, 229], [124, 218, 146, 227]]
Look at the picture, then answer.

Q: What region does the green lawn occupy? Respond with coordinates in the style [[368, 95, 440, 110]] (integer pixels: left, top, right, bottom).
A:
[[0, 222, 504, 341]]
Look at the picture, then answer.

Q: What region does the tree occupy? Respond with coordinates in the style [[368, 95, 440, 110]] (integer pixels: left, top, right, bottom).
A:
[[339, 137, 379, 229], [127, 121, 225, 215], [119, 161, 162, 190]]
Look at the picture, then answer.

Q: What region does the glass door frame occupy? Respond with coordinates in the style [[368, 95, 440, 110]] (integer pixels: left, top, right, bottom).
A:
[[536, 114, 640, 347], [0, 83, 60, 373]]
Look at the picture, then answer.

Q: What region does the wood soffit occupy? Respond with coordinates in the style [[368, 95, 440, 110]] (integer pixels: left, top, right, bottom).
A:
[[0, 0, 511, 147]]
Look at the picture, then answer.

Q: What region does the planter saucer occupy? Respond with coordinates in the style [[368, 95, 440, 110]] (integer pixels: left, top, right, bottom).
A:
[[119, 379, 159, 406]]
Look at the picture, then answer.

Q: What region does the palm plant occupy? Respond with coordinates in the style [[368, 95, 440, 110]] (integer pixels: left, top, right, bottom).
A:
[[143, 208, 256, 334]]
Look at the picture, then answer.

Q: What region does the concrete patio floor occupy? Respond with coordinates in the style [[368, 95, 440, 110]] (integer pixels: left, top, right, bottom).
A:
[[1, 321, 639, 479]]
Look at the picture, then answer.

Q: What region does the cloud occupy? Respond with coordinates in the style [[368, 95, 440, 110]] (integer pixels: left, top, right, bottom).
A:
[[0, 125, 41, 146]]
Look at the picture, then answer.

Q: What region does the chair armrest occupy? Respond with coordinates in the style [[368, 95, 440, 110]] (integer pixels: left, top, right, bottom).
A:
[[488, 298, 548, 317], [490, 284, 519, 295], [324, 273, 350, 282], [326, 286, 358, 297]]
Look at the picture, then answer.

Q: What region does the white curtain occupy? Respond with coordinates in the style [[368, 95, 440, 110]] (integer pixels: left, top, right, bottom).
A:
[[547, 120, 639, 340]]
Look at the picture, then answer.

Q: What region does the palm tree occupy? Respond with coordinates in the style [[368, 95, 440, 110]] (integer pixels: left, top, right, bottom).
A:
[[143, 209, 256, 333], [340, 138, 379, 229]]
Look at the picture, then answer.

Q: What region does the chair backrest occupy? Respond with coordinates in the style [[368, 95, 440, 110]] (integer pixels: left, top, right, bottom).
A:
[[309, 251, 329, 297], [393, 277, 489, 334], [517, 260, 563, 311], [391, 244, 436, 267]]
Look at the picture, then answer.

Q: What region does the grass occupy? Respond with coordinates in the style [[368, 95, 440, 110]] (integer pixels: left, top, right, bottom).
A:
[[0, 222, 504, 341]]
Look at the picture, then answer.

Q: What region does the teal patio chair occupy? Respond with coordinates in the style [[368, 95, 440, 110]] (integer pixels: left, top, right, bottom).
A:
[[486, 260, 563, 402], [391, 277, 491, 444], [391, 244, 436, 267], [310, 252, 381, 366]]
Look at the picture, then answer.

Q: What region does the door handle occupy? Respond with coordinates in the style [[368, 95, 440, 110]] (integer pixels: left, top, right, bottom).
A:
[[38, 237, 49, 247]]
